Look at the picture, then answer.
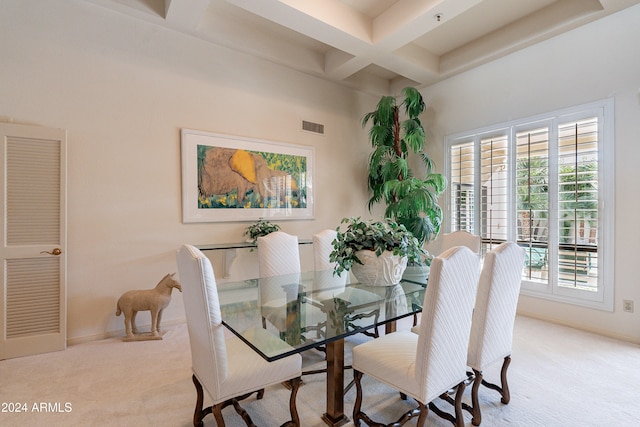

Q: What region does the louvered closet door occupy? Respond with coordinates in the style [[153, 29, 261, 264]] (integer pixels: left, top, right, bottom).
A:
[[0, 122, 67, 360]]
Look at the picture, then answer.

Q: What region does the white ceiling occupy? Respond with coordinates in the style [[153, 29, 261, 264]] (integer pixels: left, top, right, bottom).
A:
[[87, 0, 640, 95]]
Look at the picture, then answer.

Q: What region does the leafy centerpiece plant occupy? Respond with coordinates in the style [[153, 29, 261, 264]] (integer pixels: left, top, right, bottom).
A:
[[362, 87, 446, 262], [330, 217, 424, 286], [243, 219, 280, 248]]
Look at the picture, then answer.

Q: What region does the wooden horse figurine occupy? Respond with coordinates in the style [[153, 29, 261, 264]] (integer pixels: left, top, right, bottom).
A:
[[116, 273, 182, 341]]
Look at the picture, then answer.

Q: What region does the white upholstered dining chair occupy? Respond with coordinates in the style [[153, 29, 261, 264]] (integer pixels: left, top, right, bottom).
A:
[[313, 229, 349, 284], [465, 241, 525, 426], [351, 246, 480, 427], [412, 231, 481, 330], [312, 229, 347, 293], [257, 231, 302, 333], [313, 229, 338, 271], [176, 244, 302, 427], [440, 230, 482, 255], [258, 231, 301, 277]]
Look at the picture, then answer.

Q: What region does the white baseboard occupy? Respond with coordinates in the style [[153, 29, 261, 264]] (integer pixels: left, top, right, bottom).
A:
[[66, 318, 187, 346], [516, 311, 640, 345]]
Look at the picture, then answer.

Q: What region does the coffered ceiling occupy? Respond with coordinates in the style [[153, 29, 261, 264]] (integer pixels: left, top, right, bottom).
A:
[[86, 0, 640, 95]]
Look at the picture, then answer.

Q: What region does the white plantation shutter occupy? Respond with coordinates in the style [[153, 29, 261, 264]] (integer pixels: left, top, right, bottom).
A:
[[515, 126, 550, 283], [480, 134, 509, 256], [445, 100, 612, 310], [449, 141, 475, 232], [556, 118, 599, 290]]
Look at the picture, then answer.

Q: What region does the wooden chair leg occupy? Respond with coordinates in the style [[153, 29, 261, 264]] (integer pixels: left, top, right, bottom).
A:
[[471, 356, 512, 426], [355, 370, 426, 427], [231, 399, 254, 426], [479, 356, 511, 404], [429, 381, 466, 427], [471, 369, 482, 426], [212, 403, 226, 427], [283, 377, 302, 427], [192, 375, 212, 427], [500, 356, 511, 404], [192, 375, 273, 427], [352, 370, 364, 426], [453, 381, 466, 427], [411, 400, 425, 427]]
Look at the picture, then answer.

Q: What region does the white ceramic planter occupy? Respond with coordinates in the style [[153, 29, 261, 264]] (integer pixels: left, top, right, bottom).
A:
[[351, 250, 408, 287], [402, 264, 430, 284]]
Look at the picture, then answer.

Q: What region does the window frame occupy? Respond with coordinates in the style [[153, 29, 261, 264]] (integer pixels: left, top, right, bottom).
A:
[[444, 99, 614, 311]]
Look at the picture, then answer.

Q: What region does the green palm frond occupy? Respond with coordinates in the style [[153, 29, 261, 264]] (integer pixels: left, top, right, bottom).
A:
[[402, 87, 425, 118], [402, 119, 425, 153], [417, 152, 435, 172], [423, 173, 447, 194], [381, 157, 408, 183], [361, 87, 446, 245], [368, 124, 393, 147], [368, 145, 392, 172], [385, 181, 440, 216]]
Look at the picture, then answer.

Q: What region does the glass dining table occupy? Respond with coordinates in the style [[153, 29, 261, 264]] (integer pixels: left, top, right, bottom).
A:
[[216, 269, 426, 426]]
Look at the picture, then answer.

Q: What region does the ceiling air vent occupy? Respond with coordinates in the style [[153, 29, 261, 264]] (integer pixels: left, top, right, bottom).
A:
[[302, 120, 324, 135]]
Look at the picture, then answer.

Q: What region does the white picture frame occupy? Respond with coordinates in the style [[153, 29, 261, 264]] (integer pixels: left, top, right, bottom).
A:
[[181, 129, 314, 223]]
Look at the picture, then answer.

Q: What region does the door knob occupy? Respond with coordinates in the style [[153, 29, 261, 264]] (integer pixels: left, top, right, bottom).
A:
[[41, 248, 62, 256]]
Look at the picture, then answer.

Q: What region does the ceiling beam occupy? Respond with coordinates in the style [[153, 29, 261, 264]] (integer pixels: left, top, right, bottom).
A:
[[164, 0, 210, 31], [227, 0, 483, 86]]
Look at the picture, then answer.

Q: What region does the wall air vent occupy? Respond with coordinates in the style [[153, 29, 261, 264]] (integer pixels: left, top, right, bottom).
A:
[[302, 120, 324, 135]]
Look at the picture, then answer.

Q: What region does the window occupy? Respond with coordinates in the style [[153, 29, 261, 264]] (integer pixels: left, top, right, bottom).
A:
[[445, 100, 614, 310], [449, 141, 475, 232]]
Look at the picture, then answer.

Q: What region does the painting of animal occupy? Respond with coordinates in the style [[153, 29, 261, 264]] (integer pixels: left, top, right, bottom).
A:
[[199, 147, 259, 204], [115, 273, 182, 338], [198, 146, 300, 207]]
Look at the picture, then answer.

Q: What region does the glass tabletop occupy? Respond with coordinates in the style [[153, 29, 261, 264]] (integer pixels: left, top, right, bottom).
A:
[[217, 270, 426, 361]]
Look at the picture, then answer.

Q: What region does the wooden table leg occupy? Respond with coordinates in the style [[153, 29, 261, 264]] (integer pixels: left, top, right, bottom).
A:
[[321, 339, 349, 427], [385, 321, 396, 334]]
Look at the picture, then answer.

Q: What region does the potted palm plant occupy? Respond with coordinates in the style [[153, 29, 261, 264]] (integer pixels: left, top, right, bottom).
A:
[[361, 87, 446, 281], [329, 217, 424, 286]]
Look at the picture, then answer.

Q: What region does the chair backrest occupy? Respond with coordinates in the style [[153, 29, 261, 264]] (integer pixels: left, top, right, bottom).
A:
[[313, 229, 337, 271], [467, 242, 525, 371], [415, 246, 480, 402], [313, 229, 348, 287], [257, 231, 301, 277], [440, 230, 481, 255], [176, 244, 228, 401], [258, 232, 302, 308]]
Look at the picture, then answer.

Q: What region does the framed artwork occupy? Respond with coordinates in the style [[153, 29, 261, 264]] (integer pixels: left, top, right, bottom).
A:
[[181, 129, 314, 223]]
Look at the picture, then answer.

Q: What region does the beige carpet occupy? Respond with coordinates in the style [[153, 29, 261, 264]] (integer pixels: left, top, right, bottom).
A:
[[1, 315, 639, 427]]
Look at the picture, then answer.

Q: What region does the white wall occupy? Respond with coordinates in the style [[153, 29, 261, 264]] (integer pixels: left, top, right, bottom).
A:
[[0, 0, 380, 341], [422, 4, 640, 343]]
